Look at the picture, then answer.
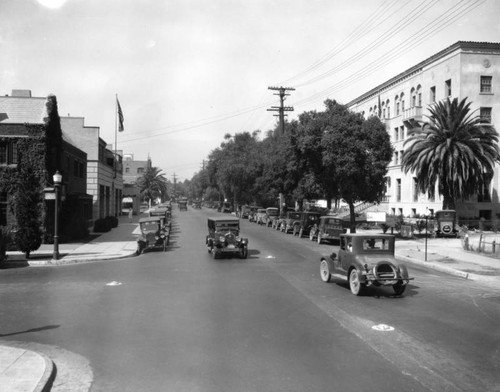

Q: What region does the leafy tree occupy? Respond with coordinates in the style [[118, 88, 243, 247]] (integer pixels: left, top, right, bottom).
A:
[[402, 97, 500, 209], [321, 100, 392, 232], [137, 166, 168, 206]]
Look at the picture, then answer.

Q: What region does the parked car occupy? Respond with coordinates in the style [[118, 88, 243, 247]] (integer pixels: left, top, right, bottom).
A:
[[434, 210, 457, 237], [248, 206, 263, 222], [255, 208, 267, 225], [205, 216, 248, 259], [178, 198, 188, 211], [319, 234, 412, 296], [265, 207, 279, 227], [309, 216, 346, 244], [239, 205, 252, 219], [295, 212, 320, 237], [136, 217, 169, 254], [282, 211, 304, 234], [192, 200, 202, 209], [149, 206, 171, 229]]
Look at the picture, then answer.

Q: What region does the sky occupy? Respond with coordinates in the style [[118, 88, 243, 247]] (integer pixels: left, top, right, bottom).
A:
[[1, 0, 499, 182]]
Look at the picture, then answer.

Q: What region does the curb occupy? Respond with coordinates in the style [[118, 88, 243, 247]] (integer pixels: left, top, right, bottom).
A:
[[34, 351, 56, 392], [396, 255, 470, 279], [26, 251, 138, 266]]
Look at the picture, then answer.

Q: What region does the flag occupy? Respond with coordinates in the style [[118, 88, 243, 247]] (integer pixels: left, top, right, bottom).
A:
[[117, 97, 124, 132]]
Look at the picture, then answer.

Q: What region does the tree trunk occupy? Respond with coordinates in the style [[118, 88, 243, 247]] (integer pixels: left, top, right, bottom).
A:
[[349, 201, 356, 233]]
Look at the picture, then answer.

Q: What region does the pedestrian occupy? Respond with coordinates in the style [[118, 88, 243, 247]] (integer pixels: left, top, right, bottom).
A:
[[128, 208, 133, 222]]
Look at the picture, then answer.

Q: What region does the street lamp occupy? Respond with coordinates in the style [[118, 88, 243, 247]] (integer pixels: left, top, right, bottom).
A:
[[53, 171, 62, 260]]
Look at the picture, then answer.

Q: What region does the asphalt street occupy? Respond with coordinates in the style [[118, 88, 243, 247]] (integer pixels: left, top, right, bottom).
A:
[[0, 207, 499, 391]]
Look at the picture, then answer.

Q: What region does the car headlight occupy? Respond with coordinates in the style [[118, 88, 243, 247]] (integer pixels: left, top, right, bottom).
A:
[[219, 236, 225, 242]]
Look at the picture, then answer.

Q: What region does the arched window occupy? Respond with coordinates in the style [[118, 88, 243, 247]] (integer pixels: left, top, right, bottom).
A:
[[410, 87, 416, 108], [386, 99, 390, 118], [416, 85, 422, 107], [401, 93, 405, 112], [395, 95, 400, 116]]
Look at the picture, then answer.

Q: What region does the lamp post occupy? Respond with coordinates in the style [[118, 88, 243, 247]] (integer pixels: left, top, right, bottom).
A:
[[53, 171, 62, 260]]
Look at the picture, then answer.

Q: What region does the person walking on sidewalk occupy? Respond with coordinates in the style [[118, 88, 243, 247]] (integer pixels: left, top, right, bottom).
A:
[[128, 208, 133, 222]]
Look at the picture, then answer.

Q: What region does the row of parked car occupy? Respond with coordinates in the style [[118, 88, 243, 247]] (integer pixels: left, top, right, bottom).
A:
[[242, 206, 347, 245], [235, 205, 413, 296]]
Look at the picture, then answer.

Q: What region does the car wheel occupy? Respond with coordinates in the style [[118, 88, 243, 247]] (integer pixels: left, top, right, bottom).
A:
[[212, 249, 218, 259], [320, 259, 331, 282], [298, 228, 303, 238], [349, 269, 364, 296], [240, 246, 248, 259], [317, 233, 322, 244], [393, 282, 406, 296]]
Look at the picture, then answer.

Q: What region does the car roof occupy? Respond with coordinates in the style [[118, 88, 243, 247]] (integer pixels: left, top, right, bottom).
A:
[[208, 216, 240, 223], [340, 233, 394, 238], [139, 217, 162, 223]]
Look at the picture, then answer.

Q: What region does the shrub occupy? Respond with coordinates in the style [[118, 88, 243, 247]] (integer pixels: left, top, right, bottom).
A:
[[0, 226, 13, 262], [93, 218, 111, 233], [14, 226, 42, 259]]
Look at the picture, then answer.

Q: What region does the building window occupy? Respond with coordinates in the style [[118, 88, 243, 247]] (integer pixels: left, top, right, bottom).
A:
[[400, 126, 405, 140], [480, 107, 492, 123], [445, 79, 452, 97], [137, 167, 144, 174], [396, 101, 400, 115], [396, 179, 401, 202], [394, 151, 399, 165], [125, 167, 130, 173], [478, 182, 491, 202], [394, 128, 398, 141], [430, 86, 436, 103], [480, 76, 492, 93], [0, 141, 18, 165]]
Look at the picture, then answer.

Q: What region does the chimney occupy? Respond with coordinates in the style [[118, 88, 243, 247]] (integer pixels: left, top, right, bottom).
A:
[[11, 89, 32, 98]]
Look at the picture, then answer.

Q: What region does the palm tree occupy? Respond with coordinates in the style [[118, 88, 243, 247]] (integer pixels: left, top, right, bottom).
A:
[[136, 166, 168, 206], [402, 97, 500, 210]]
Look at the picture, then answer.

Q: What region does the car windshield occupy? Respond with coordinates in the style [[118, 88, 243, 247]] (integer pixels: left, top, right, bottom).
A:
[[288, 212, 301, 219], [141, 221, 159, 232], [215, 223, 239, 233], [362, 238, 390, 250]]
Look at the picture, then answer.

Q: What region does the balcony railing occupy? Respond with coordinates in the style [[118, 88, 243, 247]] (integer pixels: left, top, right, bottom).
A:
[[402, 106, 423, 122]]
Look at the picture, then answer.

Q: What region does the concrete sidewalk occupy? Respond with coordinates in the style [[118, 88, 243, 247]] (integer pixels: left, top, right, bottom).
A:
[[1, 218, 500, 391]]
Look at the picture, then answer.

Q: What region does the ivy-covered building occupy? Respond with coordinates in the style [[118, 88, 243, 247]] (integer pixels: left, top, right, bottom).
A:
[[0, 90, 92, 242]]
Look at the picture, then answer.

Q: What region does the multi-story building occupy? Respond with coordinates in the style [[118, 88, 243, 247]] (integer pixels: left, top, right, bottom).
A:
[[0, 90, 92, 239], [61, 117, 123, 222], [347, 41, 500, 221], [122, 154, 152, 214]]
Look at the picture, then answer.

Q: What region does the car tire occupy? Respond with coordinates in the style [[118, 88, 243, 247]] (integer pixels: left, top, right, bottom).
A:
[[393, 281, 406, 296], [212, 249, 218, 259], [320, 259, 331, 282], [240, 246, 248, 259], [317, 233, 322, 244], [349, 269, 364, 296], [309, 231, 314, 241], [298, 228, 303, 238]]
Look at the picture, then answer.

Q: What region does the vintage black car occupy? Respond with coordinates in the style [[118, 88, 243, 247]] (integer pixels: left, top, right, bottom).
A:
[[309, 216, 346, 244], [178, 199, 188, 211], [434, 210, 457, 237], [149, 206, 171, 228], [239, 205, 252, 219], [206, 217, 248, 259], [136, 217, 169, 254], [265, 207, 279, 227], [281, 211, 304, 234], [295, 212, 320, 237], [320, 234, 412, 296], [192, 200, 202, 209]]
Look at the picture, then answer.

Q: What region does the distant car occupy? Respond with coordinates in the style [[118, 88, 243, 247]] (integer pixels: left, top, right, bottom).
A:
[[265, 207, 279, 227], [295, 212, 320, 237], [178, 200, 188, 211], [282, 211, 304, 234], [255, 209, 267, 225], [239, 205, 251, 219], [248, 206, 263, 222], [206, 216, 248, 259], [434, 210, 457, 237], [319, 234, 412, 296], [192, 201, 202, 209], [309, 216, 346, 244]]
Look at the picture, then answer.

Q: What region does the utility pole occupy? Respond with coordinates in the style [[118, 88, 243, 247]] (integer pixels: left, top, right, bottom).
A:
[[172, 173, 177, 200], [201, 160, 207, 170], [267, 86, 295, 134]]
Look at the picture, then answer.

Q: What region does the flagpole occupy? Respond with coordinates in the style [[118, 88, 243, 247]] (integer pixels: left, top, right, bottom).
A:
[[114, 94, 118, 179]]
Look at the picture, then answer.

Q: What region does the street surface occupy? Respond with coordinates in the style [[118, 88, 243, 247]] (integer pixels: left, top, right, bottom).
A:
[[0, 207, 499, 391]]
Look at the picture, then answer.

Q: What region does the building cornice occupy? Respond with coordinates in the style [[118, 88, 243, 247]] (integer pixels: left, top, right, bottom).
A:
[[346, 41, 500, 107]]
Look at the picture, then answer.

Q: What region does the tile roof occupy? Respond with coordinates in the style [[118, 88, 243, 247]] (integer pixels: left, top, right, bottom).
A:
[[0, 96, 48, 124]]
